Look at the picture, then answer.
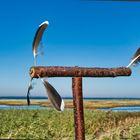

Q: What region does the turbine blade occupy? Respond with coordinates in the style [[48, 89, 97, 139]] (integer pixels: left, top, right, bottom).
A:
[[127, 48, 140, 68], [32, 20, 49, 65], [27, 78, 33, 105], [42, 80, 64, 111]]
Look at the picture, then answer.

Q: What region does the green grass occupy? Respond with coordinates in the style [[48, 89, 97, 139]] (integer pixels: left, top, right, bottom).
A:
[[0, 109, 140, 139]]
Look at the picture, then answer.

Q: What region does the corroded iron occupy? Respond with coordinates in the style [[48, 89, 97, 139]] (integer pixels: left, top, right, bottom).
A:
[[72, 77, 85, 140], [29, 65, 132, 140], [30, 66, 131, 78]]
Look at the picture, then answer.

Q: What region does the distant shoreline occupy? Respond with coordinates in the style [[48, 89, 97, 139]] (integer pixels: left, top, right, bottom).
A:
[[0, 96, 140, 100], [1, 98, 140, 109]]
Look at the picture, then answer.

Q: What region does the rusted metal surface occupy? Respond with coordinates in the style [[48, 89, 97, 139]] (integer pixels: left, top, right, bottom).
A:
[[29, 65, 132, 140], [30, 66, 131, 78], [72, 77, 85, 140]]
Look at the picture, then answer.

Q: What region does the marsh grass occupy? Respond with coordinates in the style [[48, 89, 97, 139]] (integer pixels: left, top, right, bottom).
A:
[[0, 109, 74, 139], [0, 109, 140, 139], [1, 99, 140, 109]]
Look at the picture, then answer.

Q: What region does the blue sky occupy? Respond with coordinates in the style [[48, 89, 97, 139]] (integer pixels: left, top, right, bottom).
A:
[[0, 0, 140, 97]]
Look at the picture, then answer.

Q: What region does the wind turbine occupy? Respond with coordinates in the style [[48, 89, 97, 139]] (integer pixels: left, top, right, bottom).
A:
[[27, 20, 64, 111]]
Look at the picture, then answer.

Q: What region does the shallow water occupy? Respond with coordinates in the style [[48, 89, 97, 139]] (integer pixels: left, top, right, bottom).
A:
[[100, 106, 140, 112], [0, 105, 140, 112], [0, 105, 47, 109]]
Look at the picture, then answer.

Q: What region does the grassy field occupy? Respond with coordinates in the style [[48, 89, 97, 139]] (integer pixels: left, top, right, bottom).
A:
[[1, 99, 140, 109], [0, 109, 140, 140]]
